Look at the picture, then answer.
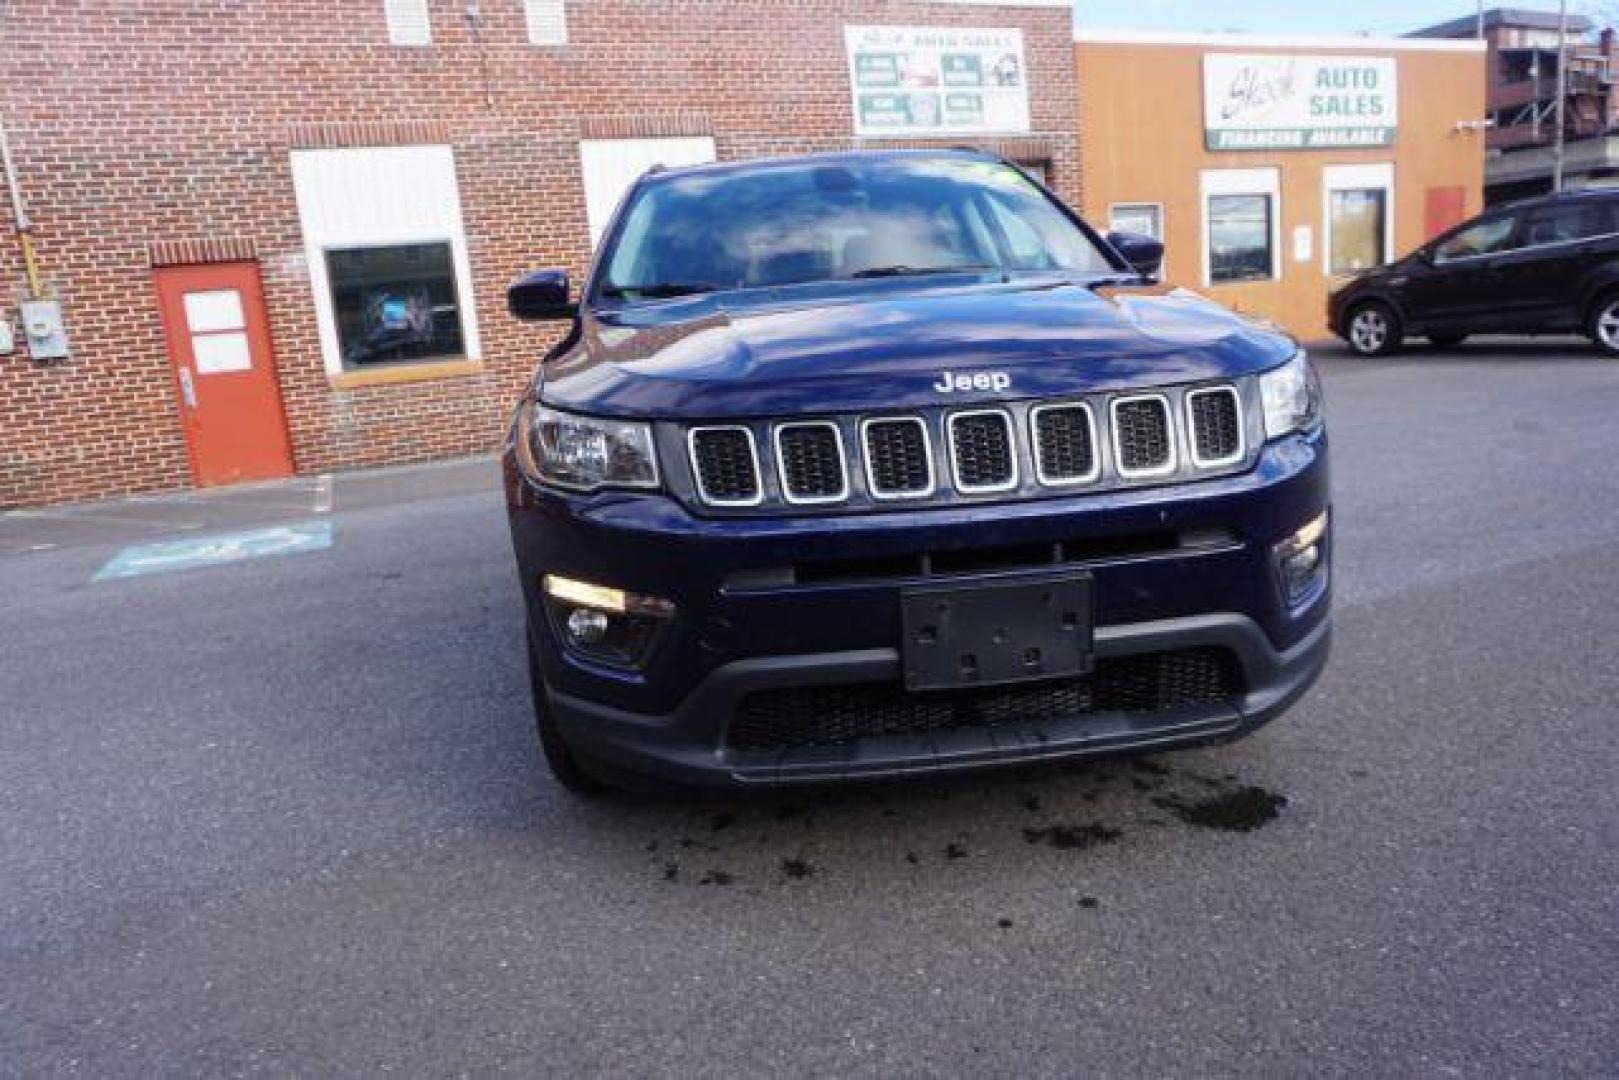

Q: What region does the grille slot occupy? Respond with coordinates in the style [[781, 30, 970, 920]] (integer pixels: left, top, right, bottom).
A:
[[862, 417, 934, 498], [948, 410, 1017, 493], [689, 426, 762, 506], [1186, 387, 1244, 467], [1031, 403, 1099, 485], [774, 422, 848, 503], [728, 648, 1243, 751], [1111, 395, 1176, 478]]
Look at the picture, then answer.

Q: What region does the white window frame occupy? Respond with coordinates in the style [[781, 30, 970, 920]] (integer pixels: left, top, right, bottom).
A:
[[1322, 163, 1395, 276], [1108, 202, 1164, 241], [290, 145, 481, 375], [578, 137, 717, 247], [523, 0, 567, 45], [384, 0, 432, 46], [1200, 167, 1282, 287]]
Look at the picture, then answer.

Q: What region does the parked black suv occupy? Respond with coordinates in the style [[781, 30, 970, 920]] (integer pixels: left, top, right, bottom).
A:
[[1329, 189, 1619, 356]]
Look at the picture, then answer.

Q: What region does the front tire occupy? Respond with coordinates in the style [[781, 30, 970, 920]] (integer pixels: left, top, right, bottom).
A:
[[526, 626, 608, 795], [1587, 292, 1619, 356], [1345, 301, 1402, 357]]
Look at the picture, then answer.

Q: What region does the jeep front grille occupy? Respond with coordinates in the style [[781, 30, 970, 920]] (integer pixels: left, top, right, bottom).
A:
[[863, 417, 934, 498], [681, 381, 1251, 510], [1186, 387, 1244, 467], [727, 647, 1244, 751], [1031, 403, 1098, 485], [1111, 396, 1175, 477], [948, 410, 1016, 492], [775, 422, 847, 503], [689, 426, 761, 505]]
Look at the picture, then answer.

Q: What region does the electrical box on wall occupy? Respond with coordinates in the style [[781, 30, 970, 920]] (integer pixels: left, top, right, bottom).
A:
[[20, 299, 69, 360]]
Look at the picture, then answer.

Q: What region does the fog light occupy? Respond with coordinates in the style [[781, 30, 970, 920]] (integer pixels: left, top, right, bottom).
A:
[[566, 607, 610, 643], [542, 574, 673, 669], [1275, 510, 1329, 608]]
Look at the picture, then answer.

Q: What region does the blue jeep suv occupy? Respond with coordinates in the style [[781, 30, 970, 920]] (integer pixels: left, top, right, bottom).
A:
[[504, 150, 1329, 792]]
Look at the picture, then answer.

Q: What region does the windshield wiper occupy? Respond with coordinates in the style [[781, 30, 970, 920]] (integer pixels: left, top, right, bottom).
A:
[[601, 282, 719, 299], [847, 263, 996, 280]]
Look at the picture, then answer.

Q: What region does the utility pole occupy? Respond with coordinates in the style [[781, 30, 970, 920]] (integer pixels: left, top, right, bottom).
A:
[[1553, 0, 1569, 191], [1477, 0, 1484, 40]]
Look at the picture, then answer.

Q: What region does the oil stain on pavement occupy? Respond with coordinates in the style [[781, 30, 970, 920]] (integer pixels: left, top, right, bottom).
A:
[[631, 755, 1290, 892]]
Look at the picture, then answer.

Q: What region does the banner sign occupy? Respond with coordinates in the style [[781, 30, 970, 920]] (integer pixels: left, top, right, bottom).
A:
[[845, 26, 1030, 137], [1203, 54, 1397, 150]]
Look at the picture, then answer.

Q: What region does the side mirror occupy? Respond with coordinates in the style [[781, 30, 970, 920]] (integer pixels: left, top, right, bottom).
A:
[[1106, 231, 1165, 279], [508, 269, 575, 321]]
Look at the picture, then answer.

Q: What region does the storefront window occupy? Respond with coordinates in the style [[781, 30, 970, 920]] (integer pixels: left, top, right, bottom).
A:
[[1208, 193, 1273, 283], [325, 243, 465, 367], [1329, 189, 1388, 274], [1110, 203, 1162, 240]]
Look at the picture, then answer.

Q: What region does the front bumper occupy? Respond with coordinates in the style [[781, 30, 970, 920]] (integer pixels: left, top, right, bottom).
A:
[[507, 430, 1330, 788]]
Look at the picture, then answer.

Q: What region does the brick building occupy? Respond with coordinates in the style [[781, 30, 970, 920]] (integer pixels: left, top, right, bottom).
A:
[[0, 0, 1074, 507], [1415, 7, 1619, 202]]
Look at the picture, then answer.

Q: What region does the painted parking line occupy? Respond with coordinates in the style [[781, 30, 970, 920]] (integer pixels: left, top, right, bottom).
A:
[[92, 521, 333, 582]]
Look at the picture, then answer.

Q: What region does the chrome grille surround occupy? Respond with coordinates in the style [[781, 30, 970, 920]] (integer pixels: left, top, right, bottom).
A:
[[1029, 401, 1101, 487], [1184, 386, 1245, 468], [688, 425, 763, 507], [1109, 394, 1177, 480], [861, 416, 936, 500], [773, 421, 849, 505], [678, 380, 1254, 511], [946, 409, 1018, 494]]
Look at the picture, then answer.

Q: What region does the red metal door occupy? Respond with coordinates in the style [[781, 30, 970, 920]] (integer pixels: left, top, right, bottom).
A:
[[1424, 185, 1467, 241], [153, 262, 294, 487]]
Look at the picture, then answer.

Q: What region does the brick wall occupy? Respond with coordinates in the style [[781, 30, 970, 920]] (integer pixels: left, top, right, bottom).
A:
[[0, 0, 1078, 508]]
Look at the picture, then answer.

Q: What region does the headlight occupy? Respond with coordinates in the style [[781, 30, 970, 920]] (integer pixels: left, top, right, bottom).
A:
[[514, 399, 659, 492], [1258, 351, 1324, 441]]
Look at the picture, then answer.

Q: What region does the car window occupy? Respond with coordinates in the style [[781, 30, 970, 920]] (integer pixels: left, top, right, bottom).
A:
[[1524, 201, 1619, 247], [1434, 215, 1520, 264], [597, 157, 1113, 299]]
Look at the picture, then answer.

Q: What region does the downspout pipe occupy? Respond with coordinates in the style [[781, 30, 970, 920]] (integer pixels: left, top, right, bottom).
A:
[[0, 115, 45, 300]]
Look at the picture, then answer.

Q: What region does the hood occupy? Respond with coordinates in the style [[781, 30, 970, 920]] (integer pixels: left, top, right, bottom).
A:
[[538, 280, 1297, 420]]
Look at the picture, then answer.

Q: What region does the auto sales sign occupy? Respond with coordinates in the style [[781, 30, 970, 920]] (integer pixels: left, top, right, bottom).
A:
[[1203, 55, 1396, 150]]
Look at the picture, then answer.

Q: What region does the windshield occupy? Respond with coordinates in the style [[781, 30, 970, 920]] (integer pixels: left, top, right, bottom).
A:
[[596, 156, 1116, 301]]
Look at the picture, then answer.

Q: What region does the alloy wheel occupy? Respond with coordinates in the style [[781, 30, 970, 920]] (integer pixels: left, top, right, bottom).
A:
[[1349, 308, 1388, 355]]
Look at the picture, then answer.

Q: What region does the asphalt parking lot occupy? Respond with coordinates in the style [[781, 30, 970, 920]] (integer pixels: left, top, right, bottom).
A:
[[3, 342, 1617, 1075]]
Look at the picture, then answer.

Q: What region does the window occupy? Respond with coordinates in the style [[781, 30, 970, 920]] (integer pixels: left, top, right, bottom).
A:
[[1324, 163, 1393, 275], [384, 0, 431, 45], [579, 137, 717, 246], [524, 0, 567, 45], [1328, 190, 1388, 274], [326, 244, 464, 366], [182, 290, 253, 374], [1200, 168, 1280, 286], [1017, 161, 1049, 186], [1208, 195, 1273, 283], [1434, 215, 1520, 264], [290, 145, 480, 374], [1109, 203, 1163, 240], [1523, 200, 1619, 247]]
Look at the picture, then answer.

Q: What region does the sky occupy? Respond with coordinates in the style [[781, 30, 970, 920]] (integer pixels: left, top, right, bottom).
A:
[[1074, 1, 1587, 39]]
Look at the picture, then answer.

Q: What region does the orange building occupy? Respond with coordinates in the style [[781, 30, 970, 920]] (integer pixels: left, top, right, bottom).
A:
[[1074, 31, 1488, 340]]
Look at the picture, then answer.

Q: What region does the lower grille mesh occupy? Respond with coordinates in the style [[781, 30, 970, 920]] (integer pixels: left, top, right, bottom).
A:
[[728, 648, 1242, 751]]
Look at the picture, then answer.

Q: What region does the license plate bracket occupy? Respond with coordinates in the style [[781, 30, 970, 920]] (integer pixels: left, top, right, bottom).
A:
[[900, 574, 1093, 692]]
